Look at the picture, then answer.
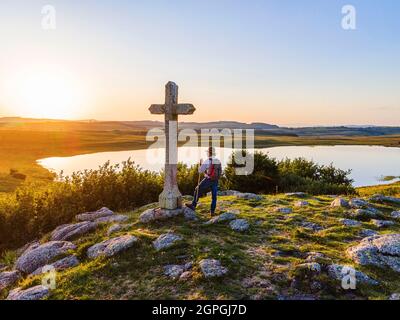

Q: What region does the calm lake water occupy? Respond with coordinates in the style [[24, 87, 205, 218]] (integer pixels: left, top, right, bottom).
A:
[[38, 145, 400, 187]]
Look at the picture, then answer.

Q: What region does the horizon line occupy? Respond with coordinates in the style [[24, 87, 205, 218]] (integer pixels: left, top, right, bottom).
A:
[[0, 116, 399, 128]]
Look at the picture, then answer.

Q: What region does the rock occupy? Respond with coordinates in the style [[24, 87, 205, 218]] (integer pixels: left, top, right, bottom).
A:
[[204, 212, 237, 225], [300, 221, 324, 232], [371, 219, 395, 228], [306, 252, 326, 262], [107, 224, 123, 236], [179, 271, 192, 281], [7, 285, 50, 300], [347, 234, 400, 272], [153, 233, 182, 251], [389, 293, 400, 300], [330, 198, 349, 208], [275, 207, 292, 214], [370, 194, 400, 205], [184, 261, 193, 270], [87, 235, 137, 259], [365, 206, 382, 215], [391, 211, 400, 219], [15, 241, 76, 274], [285, 192, 308, 198], [237, 193, 262, 201], [183, 206, 198, 221], [50, 221, 97, 241], [139, 208, 157, 223], [15, 240, 40, 257], [0, 271, 21, 291], [164, 261, 192, 278], [349, 198, 369, 209], [164, 265, 185, 278], [351, 209, 378, 219], [229, 219, 250, 232], [95, 214, 128, 224], [76, 207, 114, 221], [139, 208, 182, 223], [31, 255, 80, 275], [296, 262, 321, 273], [242, 276, 273, 290], [217, 190, 241, 196], [340, 218, 361, 227], [164, 262, 192, 279], [199, 259, 228, 278], [295, 201, 309, 207], [359, 229, 378, 237], [327, 264, 378, 285]]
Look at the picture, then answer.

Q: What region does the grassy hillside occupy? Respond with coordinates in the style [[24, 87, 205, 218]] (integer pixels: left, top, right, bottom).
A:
[[358, 182, 400, 198], [2, 192, 399, 300]]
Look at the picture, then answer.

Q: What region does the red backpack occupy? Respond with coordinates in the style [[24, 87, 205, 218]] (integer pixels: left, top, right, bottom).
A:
[[207, 158, 221, 181]]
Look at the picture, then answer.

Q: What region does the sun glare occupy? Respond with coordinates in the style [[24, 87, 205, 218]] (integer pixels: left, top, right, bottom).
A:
[[6, 66, 87, 119]]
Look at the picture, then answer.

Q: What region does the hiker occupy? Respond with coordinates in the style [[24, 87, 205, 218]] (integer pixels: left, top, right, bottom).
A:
[[186, 147, 222, 217]]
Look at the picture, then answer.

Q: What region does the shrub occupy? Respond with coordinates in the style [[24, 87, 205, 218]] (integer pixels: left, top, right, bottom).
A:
[[9, 169, 27, 180], [221, 151, 279, 193], [221, 151, 354, 195], [176, 163, 201, 196], [0, 160, 163, 252], [0, 250, 17, 268], [277, 157, 354, 194]]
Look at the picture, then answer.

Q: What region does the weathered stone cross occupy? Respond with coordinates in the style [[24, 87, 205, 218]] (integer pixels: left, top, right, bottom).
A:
[[149, 82, 195, 210]]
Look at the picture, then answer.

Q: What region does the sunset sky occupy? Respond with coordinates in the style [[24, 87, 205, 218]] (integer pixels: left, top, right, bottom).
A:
[[0, 0, 399, 126]]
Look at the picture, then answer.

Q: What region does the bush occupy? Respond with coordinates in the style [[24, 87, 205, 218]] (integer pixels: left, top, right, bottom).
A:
[[0, 160, 163, 252], [176, 163, 201, 196], [221, 151, 354, 195], [9, 169, 27, 180], [277, 157, 354, 194], [221, 151, 279, 193]]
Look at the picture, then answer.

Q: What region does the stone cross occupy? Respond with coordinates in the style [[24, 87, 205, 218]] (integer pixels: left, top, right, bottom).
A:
[[149, 82, 195, 210]]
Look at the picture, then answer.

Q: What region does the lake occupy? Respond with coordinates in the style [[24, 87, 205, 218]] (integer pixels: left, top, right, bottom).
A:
[[38, 145, 400, 187]]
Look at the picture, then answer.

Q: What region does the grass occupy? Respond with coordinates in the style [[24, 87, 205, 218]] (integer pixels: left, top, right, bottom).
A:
[[1, 128, 399, 194], [358, 181, 400, 198], [2, 191, 399, 300]]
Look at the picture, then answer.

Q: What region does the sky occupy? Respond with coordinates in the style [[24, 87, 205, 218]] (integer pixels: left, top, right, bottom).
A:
[[0, 0, 399, 126]]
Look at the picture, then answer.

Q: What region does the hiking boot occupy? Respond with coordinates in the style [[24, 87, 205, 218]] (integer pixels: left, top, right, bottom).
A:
[[185, 203, 195, 211], [210, 212, 215, 218]]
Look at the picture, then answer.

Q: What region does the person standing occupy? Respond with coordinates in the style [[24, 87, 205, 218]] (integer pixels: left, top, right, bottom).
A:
[[186, 147, 222, 217]]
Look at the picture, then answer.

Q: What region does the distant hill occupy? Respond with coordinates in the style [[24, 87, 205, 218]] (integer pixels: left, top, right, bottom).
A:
[[0, 117, 400, 137]]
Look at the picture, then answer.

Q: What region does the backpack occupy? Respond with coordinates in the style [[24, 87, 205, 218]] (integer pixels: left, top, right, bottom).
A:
[[208, 158, 222, 181]]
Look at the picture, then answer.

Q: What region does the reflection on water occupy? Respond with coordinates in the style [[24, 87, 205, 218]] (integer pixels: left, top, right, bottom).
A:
[[38, 145, 400, 187]]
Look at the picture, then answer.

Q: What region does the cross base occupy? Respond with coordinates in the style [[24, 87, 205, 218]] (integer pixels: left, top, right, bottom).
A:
[[159, 187, 183, 210]]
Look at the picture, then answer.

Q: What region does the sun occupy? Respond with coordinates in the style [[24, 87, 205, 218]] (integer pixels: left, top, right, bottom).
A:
[[6, 65, 87, 119]]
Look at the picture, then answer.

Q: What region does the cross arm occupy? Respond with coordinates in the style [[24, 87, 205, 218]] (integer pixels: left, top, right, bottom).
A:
[[174, 104, 195, 115], [149, 103, 195, 115], [149, 104, 165, 114]]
